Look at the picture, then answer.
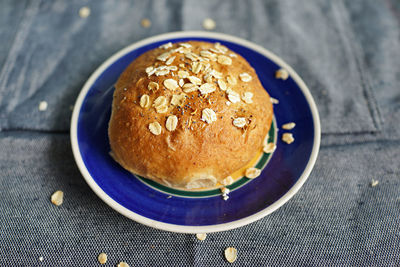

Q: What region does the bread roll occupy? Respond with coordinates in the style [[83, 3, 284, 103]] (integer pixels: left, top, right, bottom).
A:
[[108, 41, 273, 189]]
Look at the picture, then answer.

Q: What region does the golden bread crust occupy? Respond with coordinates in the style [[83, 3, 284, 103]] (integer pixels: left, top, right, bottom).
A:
[[108, 41, 273, 188]]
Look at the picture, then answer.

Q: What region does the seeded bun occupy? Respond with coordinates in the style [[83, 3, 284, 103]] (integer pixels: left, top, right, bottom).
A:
[[108, 41, 273, 189]]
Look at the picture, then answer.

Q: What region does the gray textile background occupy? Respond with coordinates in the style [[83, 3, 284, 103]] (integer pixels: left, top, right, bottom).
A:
[[0, 0, 399, 266]]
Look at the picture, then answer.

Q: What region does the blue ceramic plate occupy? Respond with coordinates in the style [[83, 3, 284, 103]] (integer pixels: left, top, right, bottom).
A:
[[71, 32, 320, 233]]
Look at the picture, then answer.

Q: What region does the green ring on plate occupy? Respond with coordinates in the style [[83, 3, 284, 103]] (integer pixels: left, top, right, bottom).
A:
[[135, 117, 277, 198]]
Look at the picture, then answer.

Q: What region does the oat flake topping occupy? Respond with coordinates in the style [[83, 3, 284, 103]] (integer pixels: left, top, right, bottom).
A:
[[148, 81, 159, 91], [201, 108, 217, 124], [182, 83, 199, 93], [166, 115, 178, 131], [140, 94, 151, 108], [233, 117, 246, 128], [241, 92, 253, 104], [227, 89, 240, 103], [239, 72, 252, 82], [199, 83, 216, 95], [245, 167, 261, 179], [217, 55, 232, 65], [164, 79, 179, 90], [217, 79, 227, 91], [263, 143, 276, 154], [149, 122, 162, 135]]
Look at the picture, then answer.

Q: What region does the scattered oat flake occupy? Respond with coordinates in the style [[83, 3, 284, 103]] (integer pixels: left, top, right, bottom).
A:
[[180, 43, 192, 48], [199, 50, 212, 57], [245, 167, 261, 179], [263, 143, 276, 154], [200, 50, 217, 61], [221, 187, 230, 195], [159, 42, 173, 49], [282, 122, 296, 130], [227, 75, 237, 85], [196, 233, 207, 241], [224, 247, 238, 263], [166, 116, 178, 132], [239, 72, 252, 82], [140, 94, 151, 108], [185, 52, 200, 61], [157, 52, 171, 62], [179, 79, 184, 87], [233, 117, 246, 128], [149, 122, 162, 135], [98, 253, 107, 265], [146, 66, 154, 75], [141, 18, 151, 28], [183, 83, 198, 93], [209, 47, 221, 54], [165, 56, 176, 65], [164, 79, 179, 90], [153, 96, 167, 108], [188, 76, 202, 85], [117, 262, 129, 267], [39, 101, 48, 111], [370, 179, 379, 187], [217, 79, 227, 91], [173, 46, 185, 54], [221, 186, 230, 201], [79, 6, 90, 18], [209, 69, 223, 79], [221, 176, 234, 186], [148, 81, 159, 91], [241, 92, 253, 104], [203, 18, 216, 30], [201, 108, 217, 124], [204, 74, 213, 84], [282, 133, 294, 144], [171, 94, 186, 106], [217, 55, 232, 65], [215, 43, 228, 53], [270, 97, 279, 104], [156, 105, 168, 114], [39, 257, 44, 262], [227, 89, 240, 103], [199, 83, 216, 95], [51, 190, 64, 206], [168, 65, 178, 71], [155, 68, 169, 76], [178, 70, 189, 79], [275, 68, 289, 80], [192, 61, 202, 74]]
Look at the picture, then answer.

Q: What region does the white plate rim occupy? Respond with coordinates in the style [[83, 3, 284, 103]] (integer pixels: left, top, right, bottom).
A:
[[70, 31, 321, 233]]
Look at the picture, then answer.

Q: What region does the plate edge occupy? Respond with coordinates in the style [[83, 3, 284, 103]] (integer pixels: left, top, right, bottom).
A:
[[70, 31, 321, 233]]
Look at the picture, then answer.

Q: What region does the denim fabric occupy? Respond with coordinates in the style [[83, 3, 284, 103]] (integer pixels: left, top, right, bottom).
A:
[[1, 0, 399, 266]]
